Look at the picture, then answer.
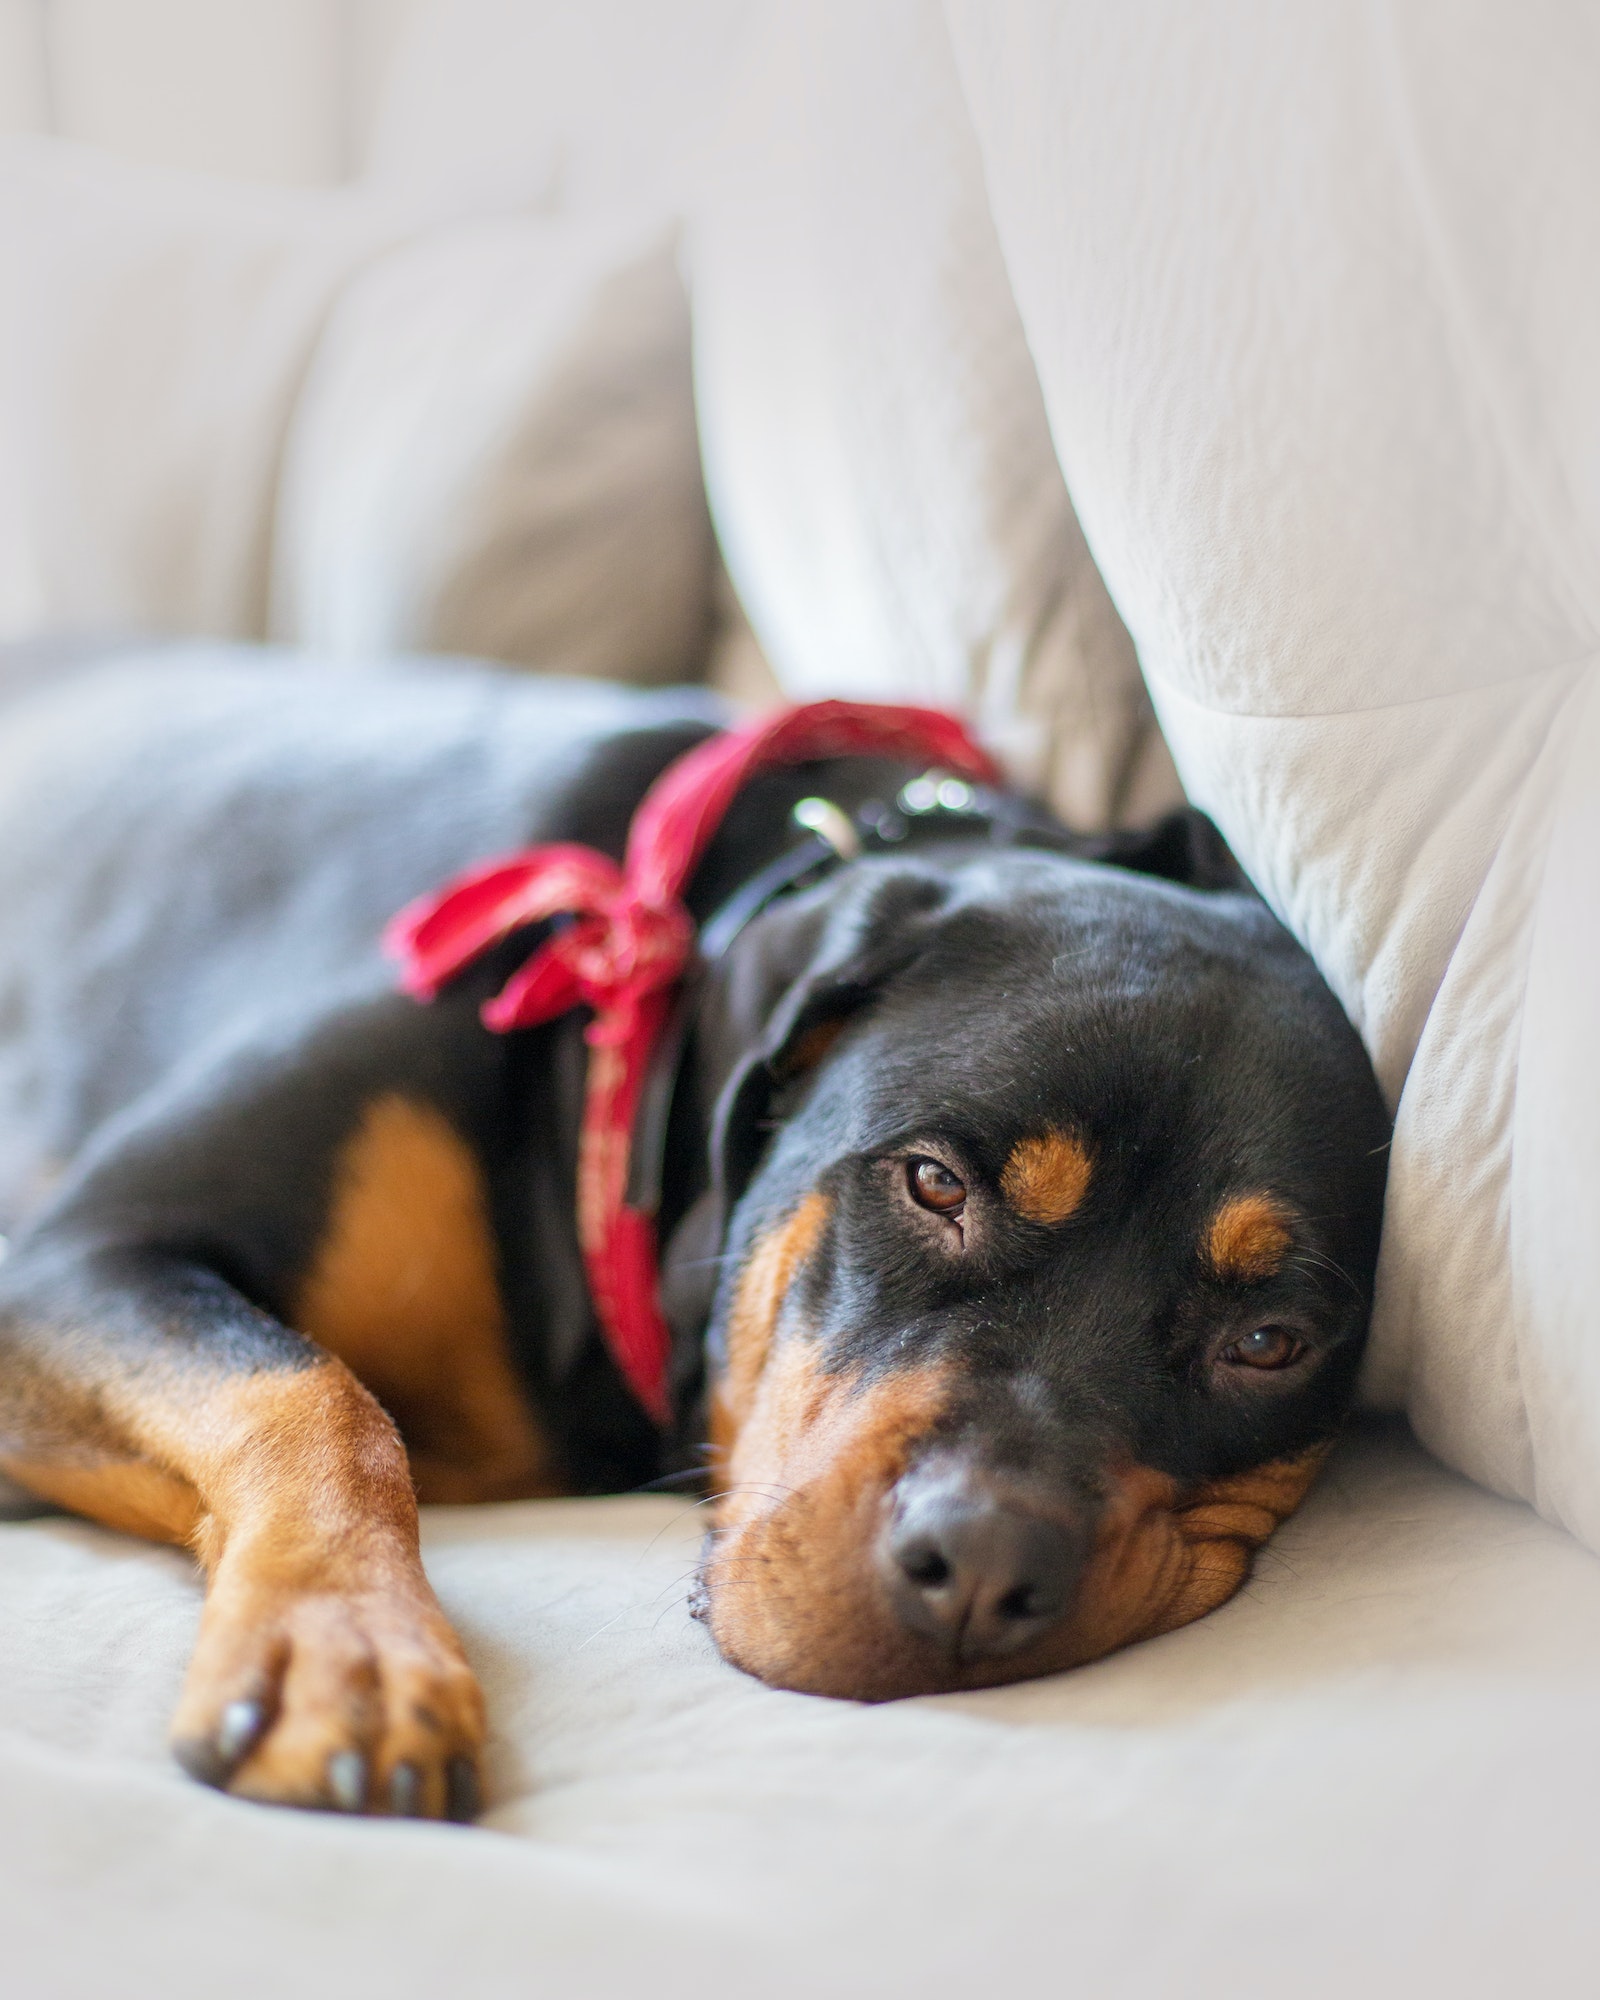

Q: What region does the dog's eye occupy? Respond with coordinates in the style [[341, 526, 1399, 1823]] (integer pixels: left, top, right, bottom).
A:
[[1220, 1326, 1304, 1371], [908, 1158, 966, 1217]]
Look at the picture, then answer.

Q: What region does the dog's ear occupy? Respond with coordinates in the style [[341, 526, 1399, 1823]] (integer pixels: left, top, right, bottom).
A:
[[1078, 807, 1244, 892], [660, 868, 947, 1363], [702, 865, 951, 1216]]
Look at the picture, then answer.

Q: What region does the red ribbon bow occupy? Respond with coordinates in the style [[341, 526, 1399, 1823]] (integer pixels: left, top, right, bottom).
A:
[[384, 700, 1001, 1425]]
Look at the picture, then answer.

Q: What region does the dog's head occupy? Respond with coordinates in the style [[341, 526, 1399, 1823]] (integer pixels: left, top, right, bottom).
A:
[[683, 829, 1388, 1699]]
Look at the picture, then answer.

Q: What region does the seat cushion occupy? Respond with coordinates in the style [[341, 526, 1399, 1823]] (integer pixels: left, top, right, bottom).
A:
[[3, 1419, 1599, 1996]]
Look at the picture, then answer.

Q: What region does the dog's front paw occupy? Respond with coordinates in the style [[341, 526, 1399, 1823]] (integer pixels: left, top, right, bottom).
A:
[[169, 1554, 485, 1820]]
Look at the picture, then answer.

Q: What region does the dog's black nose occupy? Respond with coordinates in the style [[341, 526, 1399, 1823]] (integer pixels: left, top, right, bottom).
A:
[[880, 1464, 1087, 1662]]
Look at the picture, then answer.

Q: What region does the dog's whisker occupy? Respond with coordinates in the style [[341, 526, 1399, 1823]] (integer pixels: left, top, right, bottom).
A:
[[670, 1483, 798, 1515], [640, 1510, 711, 1556], [1288, 1248, 1364, 1299], [633, 1482, 796, 1559], [651, 1592, 699, 1632], [572, 1606, 634, 1653], [636, 1467, 712, 1492]]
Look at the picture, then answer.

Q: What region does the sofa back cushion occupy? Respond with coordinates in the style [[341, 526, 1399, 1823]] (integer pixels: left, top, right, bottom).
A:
[[944, 0, 1600, 1539], [0, 137, 424, 642], [0, 136, 714, 686], [690, 0, 1178, 827], [271, 209, 712, 684]]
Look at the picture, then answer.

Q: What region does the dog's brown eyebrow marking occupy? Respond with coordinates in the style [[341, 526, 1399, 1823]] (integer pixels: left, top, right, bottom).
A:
[[1204, 1193, 1294, 1282], [1000, 1131, 1093, 1225]]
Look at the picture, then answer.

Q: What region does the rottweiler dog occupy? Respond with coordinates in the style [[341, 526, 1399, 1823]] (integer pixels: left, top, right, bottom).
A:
[[0, 647, 1388, 1821]]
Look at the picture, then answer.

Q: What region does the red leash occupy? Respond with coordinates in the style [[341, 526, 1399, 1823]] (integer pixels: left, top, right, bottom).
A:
[[385, 700, 1000, 1424]]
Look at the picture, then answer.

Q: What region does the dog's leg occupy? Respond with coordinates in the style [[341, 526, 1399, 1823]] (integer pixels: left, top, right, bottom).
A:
[[0, 1239, 483, 1819]]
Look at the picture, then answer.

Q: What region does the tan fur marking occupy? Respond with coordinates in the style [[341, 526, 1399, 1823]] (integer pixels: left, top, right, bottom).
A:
[[780, 1018, 846, 1077], [1205, 1193, 1294, 1282], [1172, 1444, 1330, 1556], [5, 1354, 487, 1813], [1001, 1130, 1093, 1225], [709, 1191, 830, 1472], [2, 1363, 409, 1563], [294, 1093, 558, 1503], [1067, 1442, 1331, 1655], [163, 1363, 485, 1815], [700, 1420, 1332, 1701], [706, 1354, 953, 1697], [0, 1455, 201, 1546]]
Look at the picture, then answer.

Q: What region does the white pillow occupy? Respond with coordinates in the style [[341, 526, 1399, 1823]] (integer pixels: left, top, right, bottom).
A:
[[690, 0, 1179, 826], [0, 137, 716, 689], [0, 137, 427, 643], [944, 2, 1600, 1541], [271, 212, 713, 686]]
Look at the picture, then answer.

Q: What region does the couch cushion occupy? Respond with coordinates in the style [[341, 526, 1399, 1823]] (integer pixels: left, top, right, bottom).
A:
[[690, 0, 1177, 827], [2, 1419, 1598, 1996], [270, 209, 712, 685], [943, 0, 1600, 1539], [0, 137, 715, 689], [0, 137, 427, 643], [364, 0, 760, 214]]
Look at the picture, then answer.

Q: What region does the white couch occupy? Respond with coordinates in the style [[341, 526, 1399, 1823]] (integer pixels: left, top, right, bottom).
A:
[[3, 4, 1599, 1992]]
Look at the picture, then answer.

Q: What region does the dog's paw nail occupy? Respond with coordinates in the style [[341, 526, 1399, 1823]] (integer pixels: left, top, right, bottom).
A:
[[172, 1697, 267, 1788], [216, 1699, 266, 1768], [388, 1761, 422, 1817], [327, 1750, 368, 1813], [171, 1736, 227, 1787], [445, 1755, 481, 1823]]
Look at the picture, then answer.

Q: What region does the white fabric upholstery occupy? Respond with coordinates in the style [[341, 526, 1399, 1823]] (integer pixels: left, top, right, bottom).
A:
[[272, 210, 713, 683], [937, 0, 1600, 1541], [692, 1, 1178, 826], [3, 1420, 1600, 1995], [0, 135, 716, 686], [364, 0, 760, 212], [0, 136, 426, 642], [6, 4, 1600, 1979], [0, 0, 380, 185]]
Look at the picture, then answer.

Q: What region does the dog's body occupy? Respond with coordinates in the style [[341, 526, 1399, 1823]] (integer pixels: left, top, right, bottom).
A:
[[0, 650, 1389, 1820]]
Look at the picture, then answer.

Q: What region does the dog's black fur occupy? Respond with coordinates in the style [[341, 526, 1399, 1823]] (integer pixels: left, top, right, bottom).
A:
[[0, 647, 1389, 1814]]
